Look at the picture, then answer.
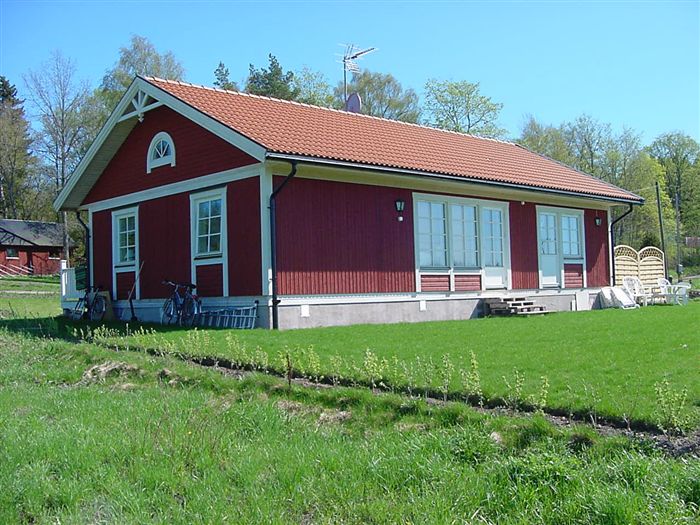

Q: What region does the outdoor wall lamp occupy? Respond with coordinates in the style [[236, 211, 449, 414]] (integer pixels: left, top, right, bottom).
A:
[[595, 216, 602, 227], [395, 199, 405, 222]]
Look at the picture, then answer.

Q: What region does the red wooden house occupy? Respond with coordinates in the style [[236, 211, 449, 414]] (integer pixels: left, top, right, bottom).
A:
[[0, 219, 65, 275], [55, 76, 642, 328]]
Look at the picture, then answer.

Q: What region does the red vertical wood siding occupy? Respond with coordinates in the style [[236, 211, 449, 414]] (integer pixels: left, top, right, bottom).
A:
[[115, 272, 136, 300], [138, 192, 192, 299], [83, 106, 258, 204], [454, 274, 481, 291], [564, 264, 584, 288], [420, 274, 451, 292], [92, 210, 112, 294], [276, 177, 415, 295], [585, 210, 610, 287], [509, 201, 539, 289], [228, 177, 261, 296], [195, 264, 223, 297]]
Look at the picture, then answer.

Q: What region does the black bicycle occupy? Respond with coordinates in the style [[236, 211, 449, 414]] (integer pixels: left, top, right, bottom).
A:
[[70, 286, 106, 322], [161, 280, 202, 326]]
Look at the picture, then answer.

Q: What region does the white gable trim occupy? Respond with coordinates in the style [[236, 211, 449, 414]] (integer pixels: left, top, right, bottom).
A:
[[83, 164, 259, 213], [54, 76, 266, 212], [137, 79, 266, 160]]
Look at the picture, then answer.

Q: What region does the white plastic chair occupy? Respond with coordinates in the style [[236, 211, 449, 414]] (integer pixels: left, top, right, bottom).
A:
[[657, 278, 690, 306], [622, 276, 652, 306]]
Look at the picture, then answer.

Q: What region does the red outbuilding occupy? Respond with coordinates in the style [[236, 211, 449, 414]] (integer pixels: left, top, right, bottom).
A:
[[0, 219, 66, 276], [55, 76, 642, 328]]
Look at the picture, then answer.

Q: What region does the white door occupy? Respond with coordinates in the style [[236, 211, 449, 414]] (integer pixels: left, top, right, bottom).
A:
[[538, 212, 560, 287], [481, 207, 507, 288]]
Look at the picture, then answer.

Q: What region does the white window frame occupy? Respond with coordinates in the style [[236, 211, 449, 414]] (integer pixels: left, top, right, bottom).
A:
[[536, 206, 586, 289], [6, 247, 19, 259], [413, 193, 511, 292], [147, 131, 176, 173], [190, 187, 229, 296], [111, 206, 139, 300]]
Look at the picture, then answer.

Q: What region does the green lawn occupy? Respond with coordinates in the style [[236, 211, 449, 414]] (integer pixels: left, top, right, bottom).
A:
[[96, 303, 700, 429], [0, 275, 60, 291], [0, 329, 698, 524]]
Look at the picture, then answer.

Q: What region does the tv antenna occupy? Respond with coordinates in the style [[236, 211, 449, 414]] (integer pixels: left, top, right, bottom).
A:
[[338, 44, 377, 103]]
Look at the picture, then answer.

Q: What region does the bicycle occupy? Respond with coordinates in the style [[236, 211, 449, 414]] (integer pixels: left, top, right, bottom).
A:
[[70, 286, 107, 322], [161, 280, 202, 326]]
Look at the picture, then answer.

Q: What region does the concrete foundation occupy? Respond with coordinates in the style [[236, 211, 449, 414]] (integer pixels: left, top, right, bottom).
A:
[[62, 289, 602, 330]]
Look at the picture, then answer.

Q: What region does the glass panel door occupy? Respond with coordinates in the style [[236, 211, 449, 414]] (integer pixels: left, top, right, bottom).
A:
[[481, 207, 507, 288], [538, 212, 560, 287]]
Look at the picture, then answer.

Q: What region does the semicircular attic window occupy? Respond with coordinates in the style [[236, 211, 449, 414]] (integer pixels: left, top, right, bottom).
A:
[[147, 132, 176, 173]]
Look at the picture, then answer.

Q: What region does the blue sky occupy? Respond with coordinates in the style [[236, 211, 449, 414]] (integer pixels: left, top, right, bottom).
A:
[[1, 0, 698, 143]]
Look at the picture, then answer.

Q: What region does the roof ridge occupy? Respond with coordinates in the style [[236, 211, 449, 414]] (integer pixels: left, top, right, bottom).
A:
[[143, 76, 517, 147], [0, 218, 61, 225]]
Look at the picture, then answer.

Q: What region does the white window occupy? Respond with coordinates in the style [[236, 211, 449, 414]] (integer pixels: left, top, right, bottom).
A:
[[117, 215, 136, 264], [146, 131, 176, 173], [189, 189, 229, 296], [417, 201, 447, 267], [450, 204, 479, 268], [414, 195, 510, 291], [561, 215, 581, 257], [6, 247, 18, 259], [481, 208, 504, 268], [195, 198, 222, 256], [112, 208, 138, 269], [111, 206, 140, 300], [539, 212, 557, 256]]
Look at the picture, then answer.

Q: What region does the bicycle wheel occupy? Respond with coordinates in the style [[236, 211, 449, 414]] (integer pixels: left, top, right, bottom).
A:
[[89, 294, 106, 322], [180, 296, 197, 327], [161, 298, 176, 325]]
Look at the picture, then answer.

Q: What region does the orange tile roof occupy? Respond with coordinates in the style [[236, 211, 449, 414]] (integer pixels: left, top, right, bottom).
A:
[[146, 77, 641, 203]]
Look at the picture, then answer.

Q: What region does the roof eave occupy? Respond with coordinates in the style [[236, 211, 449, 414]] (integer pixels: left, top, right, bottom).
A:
[[265, 153, 645, 206]]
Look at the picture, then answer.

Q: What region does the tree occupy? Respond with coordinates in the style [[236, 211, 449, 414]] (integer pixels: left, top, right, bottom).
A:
[[649, 132, 700, 270], [292, 67, 334, 107], [423, 79, 505, 138], [612, 153, 674, 254], [0, 76, 34, 219], [0, 76, 19, 104], [334, 70, 420, 123], [563, 115, 613, 179], [213, 62, 238, 91], [245, 54, 299, 100], [518, 116, 574, 165], [648, 132, 699, 211], [99, 35, 185, 112], [24, 52, 95, 259]]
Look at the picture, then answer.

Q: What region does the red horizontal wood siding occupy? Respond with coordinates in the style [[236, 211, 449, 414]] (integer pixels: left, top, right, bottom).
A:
[[421, 274, 450, 292], [509, 201, 539, 289], [138, 192, 192, 299], [92, 210, 112, 294], [585, 210, 610, 287], [115, 271, 135, 300], [196, 264, 223, 297], [228, 177, 261, 296], [275, 177, 415, 295], [454, 274, 481, 291], [83, 106, 258, 204], [564, 263, 584, 288]]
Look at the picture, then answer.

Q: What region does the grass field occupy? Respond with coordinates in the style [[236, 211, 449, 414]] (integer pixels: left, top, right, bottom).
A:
[[85, 303, 700, 429], [1, 329, 699, 524], [1, 290, 699, 522]]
